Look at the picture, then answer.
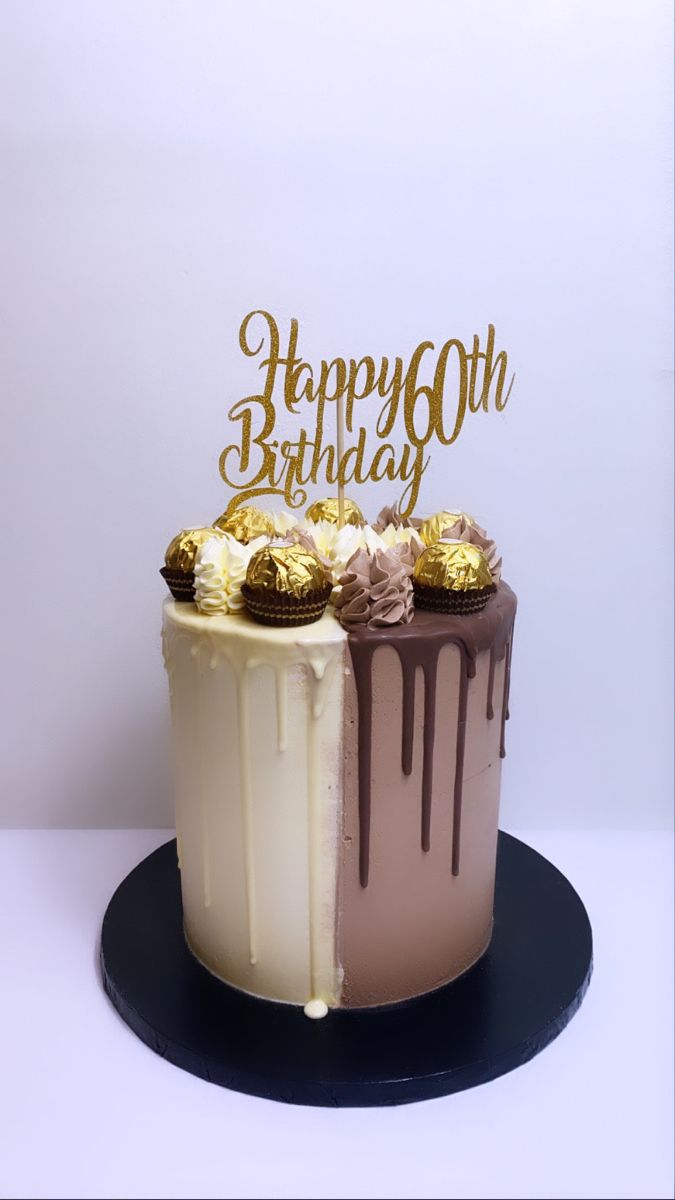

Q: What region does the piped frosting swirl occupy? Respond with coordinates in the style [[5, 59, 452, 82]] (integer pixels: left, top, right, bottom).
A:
[[335, 546, 414, 630], [372, 502, 423, 533], [194, 532, 270, 615], [293, 519, 423, 586]]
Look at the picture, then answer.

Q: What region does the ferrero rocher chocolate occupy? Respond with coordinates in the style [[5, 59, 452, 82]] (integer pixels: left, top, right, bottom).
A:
[[305, 497, 365, 526], [213, 505, 275, 543], [413, 540, 496, 614], [246, 543, 326, 595], [242, 543, 332, 626], [161, 526, 223, 601], [419, 510, 478, 546]]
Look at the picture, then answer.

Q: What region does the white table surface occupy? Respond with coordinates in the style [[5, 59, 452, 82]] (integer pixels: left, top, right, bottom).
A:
[[0, 829, 672, 1200]]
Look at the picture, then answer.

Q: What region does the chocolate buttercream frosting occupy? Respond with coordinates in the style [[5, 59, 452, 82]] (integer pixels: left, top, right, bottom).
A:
[[372, 502, 423, 533], [347, 581, 517, 887], [335, 547, 414, 630], [389, 537, 422, 574]]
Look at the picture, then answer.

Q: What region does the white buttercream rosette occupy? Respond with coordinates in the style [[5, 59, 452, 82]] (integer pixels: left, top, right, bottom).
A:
[[193, 532, 270, 615], [271, 510, 299, 536]]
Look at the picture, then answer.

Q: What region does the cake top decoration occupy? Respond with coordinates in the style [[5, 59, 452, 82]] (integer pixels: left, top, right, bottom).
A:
[[272, 510, 299, 536], [193, 532, 269, 615], [292, 518, 421, 588], [412, 540, 496, 615], [242, 542, 332, 627], [214, 505, 275, 543], [436, 515, 502, 582], [419, 510, 479, 546], [305, 497, 364, 527], [164, 527, 225, 572], [413, 540, 493, 591], [246, 542, 328, 597], [335, 546, 414, 630], [372, 502, 423, 533]]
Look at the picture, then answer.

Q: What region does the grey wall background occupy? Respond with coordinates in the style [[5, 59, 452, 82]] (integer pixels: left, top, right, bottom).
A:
[[2, 0, 672, 829]]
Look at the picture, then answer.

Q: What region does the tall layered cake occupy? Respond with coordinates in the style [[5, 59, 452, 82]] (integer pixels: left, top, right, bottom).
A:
[[161, 502, 516, 1017]]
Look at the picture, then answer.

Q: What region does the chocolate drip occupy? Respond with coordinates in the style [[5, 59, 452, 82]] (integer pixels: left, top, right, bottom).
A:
[[421, 652, 439, 852], [400, 658, 416, 777], [347, 582, 516, 887], [505, 625, 514, 721], [486, 644, 497, 720], [348, 642, 376, 887], [499, 639, 512, 759], [452, 659, 470, 876]]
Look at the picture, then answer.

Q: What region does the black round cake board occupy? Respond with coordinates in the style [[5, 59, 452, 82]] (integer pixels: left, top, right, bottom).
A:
[[101, 832, 592, 1107]]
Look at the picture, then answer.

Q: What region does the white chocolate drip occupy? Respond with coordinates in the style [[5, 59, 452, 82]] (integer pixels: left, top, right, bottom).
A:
[[304, 998, 328, 1020], [305, 651, 339, 1006], [196, 643, 212, 908], [275, 665, 288, 753], [161, 627, 192, 888], [236, 669, 256, 961]]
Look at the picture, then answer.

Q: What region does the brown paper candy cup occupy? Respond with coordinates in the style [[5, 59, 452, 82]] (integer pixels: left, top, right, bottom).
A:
[[160, 566, 195, 602], [241, 581, 332, 627], [412, 581, 496, 615]]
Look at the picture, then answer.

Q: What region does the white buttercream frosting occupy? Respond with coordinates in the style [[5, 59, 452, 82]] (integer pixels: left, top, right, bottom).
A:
[[193, 532, 270, 615], [271, 510, 299, 536]]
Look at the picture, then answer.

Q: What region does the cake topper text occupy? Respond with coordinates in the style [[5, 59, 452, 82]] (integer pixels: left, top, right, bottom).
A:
[[220, 310, 514, 518]]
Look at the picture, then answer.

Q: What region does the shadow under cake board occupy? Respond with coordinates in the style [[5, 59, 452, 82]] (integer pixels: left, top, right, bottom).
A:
[[101, 831, 593, 1108]]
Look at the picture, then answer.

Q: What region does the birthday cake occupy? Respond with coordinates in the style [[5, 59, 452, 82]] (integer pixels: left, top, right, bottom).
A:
[[161, 500, 516, 1017]]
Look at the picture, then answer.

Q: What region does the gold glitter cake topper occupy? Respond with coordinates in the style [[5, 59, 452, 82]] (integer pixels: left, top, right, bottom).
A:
[[219, 310, 514, 523]]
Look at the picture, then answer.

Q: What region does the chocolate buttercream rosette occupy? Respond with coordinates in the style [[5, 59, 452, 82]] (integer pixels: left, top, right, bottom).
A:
[[305, 496, 365, 527], [160, 527, 225, 601], [335, 546, 414, 631], [412, 540, 497, 615], [242, 543, 332, 627], [213, 505, 275, 543], [372, 502, 423, 533]]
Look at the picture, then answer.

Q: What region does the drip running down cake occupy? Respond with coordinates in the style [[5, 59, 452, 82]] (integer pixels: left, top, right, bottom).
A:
[[161, 500, 516, 1017]]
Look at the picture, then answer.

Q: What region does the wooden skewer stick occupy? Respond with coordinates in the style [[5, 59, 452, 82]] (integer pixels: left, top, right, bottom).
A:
[[336, 391, 345, 529]]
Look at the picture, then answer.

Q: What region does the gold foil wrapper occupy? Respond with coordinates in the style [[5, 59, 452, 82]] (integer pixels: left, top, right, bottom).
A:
[[419, 510, 478, 546], [246, 543, 328, 597], [213, 505, 275, 543], [305, 497, 365, 526], [413, 540, 493, 592], [164, 527, 223, 572]]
